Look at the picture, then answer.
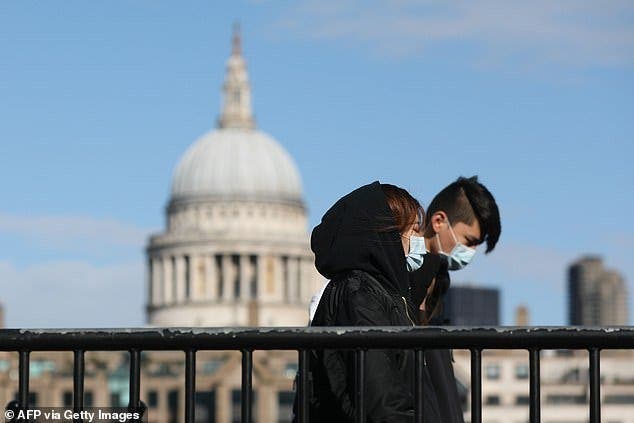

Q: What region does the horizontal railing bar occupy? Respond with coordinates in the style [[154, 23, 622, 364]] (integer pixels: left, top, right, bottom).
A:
[[0, 327, 632, 351]]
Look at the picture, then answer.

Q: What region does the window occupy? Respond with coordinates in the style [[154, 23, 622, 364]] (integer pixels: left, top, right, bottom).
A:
[[168, 390, 179, 423], [605, 394, 634, 404], [278, 391, 295, 423], [195, 391, 216, 422], [515, 395, 530, 405], [485, 363, 500, 380], [148, 390, 158, 408], [231, 389, 258, 423], [515, 363, 529, 379], [62, 390, 92, 407], [546, 394, 586, 405], [85, 391, 93, 407], [202, 359, 223, 375], [110, 393, 121, 407], [62, 391, 72, 407], [485, 395, 501, 406]]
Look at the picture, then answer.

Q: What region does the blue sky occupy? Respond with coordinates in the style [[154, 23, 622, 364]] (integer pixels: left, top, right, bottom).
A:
[[0, 1, 632, 327]]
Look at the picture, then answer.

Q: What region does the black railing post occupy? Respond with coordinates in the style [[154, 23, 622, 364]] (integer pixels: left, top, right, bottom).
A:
[[529, 349, 540, 423], [19, 350, 30, 410], [242, 349, 253, 423], [129, 349, 141, 410], [355, 349, 366, 423], [185, 349, 196, 423], [297, 350, 309, 423], [470, 349, 482, 423], [73, 350, 85, 422], [589, 348, 601, 423], [414, 349, 425, 423]]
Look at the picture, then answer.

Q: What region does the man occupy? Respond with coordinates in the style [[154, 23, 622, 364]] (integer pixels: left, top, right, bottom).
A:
[[410, 175, 501, 423]]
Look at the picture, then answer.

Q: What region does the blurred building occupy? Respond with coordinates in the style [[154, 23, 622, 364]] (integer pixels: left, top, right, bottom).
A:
[[441, 285, 500, 325], [515, 304, 530, 326], [451, 349, 634, 422], [568, 256, 628, 326], [145, 25, 322, 328]]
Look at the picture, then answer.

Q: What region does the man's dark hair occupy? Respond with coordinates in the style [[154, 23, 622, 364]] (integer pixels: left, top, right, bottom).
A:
[[426, 176, 501, 253]]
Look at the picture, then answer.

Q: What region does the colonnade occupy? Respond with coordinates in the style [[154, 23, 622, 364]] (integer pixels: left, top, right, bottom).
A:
[[147, 253, 314, 307]]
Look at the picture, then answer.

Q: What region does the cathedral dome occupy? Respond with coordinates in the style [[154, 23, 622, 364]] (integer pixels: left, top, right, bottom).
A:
[[168, 24, 304, 207], [170, 128, 303, 205]]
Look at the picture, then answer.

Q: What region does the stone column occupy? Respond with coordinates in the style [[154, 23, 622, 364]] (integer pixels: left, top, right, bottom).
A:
[[256, 254, 269, 300], [258, 254, 271, 300], [298, 257, 307, 303], [190, 255, 200, 300], [162, 256, 172, 304], [276, 255, 285, 302], [216, 386, 230, 423], [175, 256, 185, 303], [205, 255, 217, 300], [152, 257, 163, 305], [287, 257, 298, 303], [258, 385, 277, 423], [147, 257, 153, 306]]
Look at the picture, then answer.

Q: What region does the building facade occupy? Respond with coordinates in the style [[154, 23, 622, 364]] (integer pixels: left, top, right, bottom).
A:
[[568, 256, 628, 326], [452, 349, 634, 423], [441, 285, 500, 326]]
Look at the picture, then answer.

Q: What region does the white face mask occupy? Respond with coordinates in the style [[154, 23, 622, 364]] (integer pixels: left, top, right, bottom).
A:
[[403, 207, 427, 272], [436, 219, 476, 271], [405, 234, 427, 272]]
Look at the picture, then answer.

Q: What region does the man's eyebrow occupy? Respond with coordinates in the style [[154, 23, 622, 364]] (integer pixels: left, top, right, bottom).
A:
[[466, 236, 479, 245]]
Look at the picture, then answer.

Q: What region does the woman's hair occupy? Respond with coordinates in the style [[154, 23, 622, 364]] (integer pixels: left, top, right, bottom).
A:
[[379, 184, 423, 234], [379, 183, 448, 325]]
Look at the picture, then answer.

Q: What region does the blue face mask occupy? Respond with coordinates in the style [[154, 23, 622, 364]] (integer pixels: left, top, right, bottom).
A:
[[404, 207, 427, 272], [405, 234, 427, 272], [436, 219, 477, 271]]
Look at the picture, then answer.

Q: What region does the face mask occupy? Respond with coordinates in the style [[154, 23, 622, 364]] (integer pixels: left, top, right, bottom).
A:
[[436, 219, 476, 271], [404, 207, 426, 272], [405, 234, 427, 272]]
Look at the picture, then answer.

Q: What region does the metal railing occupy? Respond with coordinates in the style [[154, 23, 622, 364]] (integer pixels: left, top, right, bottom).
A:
[[1, 326, 633, 423]]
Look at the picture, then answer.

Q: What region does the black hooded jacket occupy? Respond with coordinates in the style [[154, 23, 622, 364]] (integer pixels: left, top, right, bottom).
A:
[[299, 181, 442, 422]]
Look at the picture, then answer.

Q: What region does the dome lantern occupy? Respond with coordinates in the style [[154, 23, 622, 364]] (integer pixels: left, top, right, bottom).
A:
[[217, 23, 256, 130]]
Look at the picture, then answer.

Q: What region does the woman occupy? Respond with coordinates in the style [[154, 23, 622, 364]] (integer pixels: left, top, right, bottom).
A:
[[299, 181, 446, 422]]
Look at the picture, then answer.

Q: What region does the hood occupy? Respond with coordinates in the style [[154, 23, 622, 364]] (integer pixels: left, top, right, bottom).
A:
[[311, 181, 409, 296]]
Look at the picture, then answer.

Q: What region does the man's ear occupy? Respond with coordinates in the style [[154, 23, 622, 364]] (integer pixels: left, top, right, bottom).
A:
[[430, 211, 448, 233], [424, 211, 446, 238]]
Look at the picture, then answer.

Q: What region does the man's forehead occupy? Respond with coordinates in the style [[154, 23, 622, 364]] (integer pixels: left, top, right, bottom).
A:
[[467, 219, 482, 242], [456, 219, 481, 240]]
